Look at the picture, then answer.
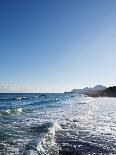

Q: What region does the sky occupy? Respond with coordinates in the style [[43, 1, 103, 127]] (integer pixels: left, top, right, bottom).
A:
[[0, 0, 116, 92]]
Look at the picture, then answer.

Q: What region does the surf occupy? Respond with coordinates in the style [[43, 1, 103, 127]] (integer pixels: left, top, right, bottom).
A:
[[0, 108, 23, 116], [37, 122, 62, 155]]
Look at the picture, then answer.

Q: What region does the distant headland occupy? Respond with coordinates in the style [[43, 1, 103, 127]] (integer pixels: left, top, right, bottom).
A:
[[64, 85, 116, 97]]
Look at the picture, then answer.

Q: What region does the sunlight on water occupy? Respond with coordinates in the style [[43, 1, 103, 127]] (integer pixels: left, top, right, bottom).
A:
[[0, 94, 116, 154]]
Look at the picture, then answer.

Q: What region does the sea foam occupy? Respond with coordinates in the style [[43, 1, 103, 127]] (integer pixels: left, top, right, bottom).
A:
[[37, 122, 62, 155]]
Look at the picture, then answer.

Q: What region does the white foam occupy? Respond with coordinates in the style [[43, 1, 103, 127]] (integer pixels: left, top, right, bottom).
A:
[[37, 122, 62, 155], [5, 108, 23, 116], [16, 97, 21, 100]]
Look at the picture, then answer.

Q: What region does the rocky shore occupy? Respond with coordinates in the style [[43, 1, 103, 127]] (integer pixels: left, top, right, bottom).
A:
[[86, 86, 116, 97]]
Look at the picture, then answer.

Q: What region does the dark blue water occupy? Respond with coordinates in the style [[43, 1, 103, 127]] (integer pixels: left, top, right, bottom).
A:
[[0, 93, 116, 155]]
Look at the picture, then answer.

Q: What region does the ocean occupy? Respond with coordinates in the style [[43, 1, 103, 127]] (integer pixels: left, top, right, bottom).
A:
[[0, 93, 116, 155]]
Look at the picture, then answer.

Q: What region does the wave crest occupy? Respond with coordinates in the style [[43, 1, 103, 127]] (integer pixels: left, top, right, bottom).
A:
[[37, 122, 62, 155], [0, 108, 23, 116]]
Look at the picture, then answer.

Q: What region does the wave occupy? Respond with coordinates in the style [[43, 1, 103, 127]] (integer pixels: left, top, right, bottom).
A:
[[0, 98, 17, 101], [0, 96, 29, 101], [0, 108, 23, 116], [28, 99, 60, 107], [16, 96, 29, 100], [37, 122, 62, 155]]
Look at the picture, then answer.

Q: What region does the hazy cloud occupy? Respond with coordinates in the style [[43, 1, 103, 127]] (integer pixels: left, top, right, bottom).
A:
[[0, 84, 67, 93]]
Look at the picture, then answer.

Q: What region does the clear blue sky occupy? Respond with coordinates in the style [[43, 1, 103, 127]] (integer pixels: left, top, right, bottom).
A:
[[0, 0, 116, 92]]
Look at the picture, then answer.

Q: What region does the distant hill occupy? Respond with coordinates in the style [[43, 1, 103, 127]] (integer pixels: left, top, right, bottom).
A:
[[69, 85, 107, 94], [83, 86, 116, 97], [64, 85, 116, 97]]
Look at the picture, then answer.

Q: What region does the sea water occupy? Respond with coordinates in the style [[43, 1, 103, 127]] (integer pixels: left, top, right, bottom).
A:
[[0, 93, 116, 155]]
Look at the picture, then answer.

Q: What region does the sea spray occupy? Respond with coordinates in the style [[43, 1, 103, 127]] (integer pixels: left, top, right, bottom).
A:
[[37, 122, 62, 155], [0, 108, 23, 116]]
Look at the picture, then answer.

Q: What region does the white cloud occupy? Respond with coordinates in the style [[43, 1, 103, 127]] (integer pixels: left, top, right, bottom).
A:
[[0, 84, 67, 93]]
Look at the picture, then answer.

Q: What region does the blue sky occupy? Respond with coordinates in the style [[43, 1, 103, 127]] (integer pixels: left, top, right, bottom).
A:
[[0, 0, 116, 92]]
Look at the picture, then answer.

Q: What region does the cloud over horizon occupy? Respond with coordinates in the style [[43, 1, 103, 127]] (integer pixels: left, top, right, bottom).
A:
[[0, 84, 67, 93]]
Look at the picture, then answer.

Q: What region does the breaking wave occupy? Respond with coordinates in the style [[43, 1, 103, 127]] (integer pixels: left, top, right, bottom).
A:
[[0, 108, 23, 116], [37, 122, 62, 155]]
